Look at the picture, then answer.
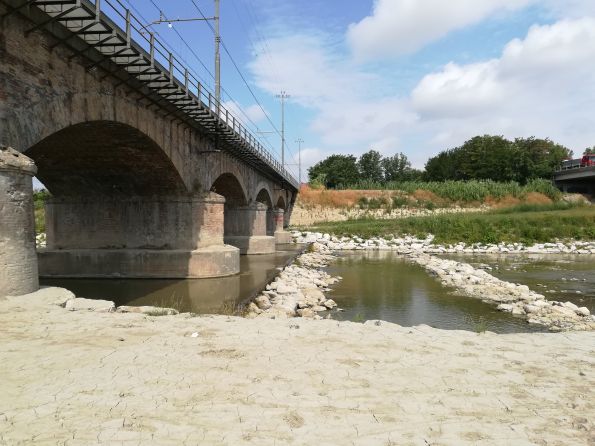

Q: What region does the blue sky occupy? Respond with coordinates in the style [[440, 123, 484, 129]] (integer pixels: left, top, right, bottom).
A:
[[122, 0, 595, 180]]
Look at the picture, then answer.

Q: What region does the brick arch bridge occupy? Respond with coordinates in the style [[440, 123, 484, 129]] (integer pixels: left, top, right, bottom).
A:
[[0, 0, 296, 278]]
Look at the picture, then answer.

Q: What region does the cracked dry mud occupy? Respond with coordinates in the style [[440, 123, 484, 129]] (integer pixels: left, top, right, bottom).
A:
[[0, 289, 594, 446]]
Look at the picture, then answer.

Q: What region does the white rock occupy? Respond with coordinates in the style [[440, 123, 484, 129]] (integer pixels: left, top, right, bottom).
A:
[[311, 305, 327, 312], [65, 298, 115, 313], [254, 295, 272, 310], [276, 284, 298, 294], [323, 299, 337, 309], [117, 306, 178, 315], [297, 308, 316, 318], [248, 302, 263, 314], [576, 307, 591, 317], [497, 304, 513, 312]]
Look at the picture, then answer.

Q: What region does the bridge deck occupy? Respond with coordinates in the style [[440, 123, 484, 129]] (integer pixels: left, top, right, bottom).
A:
[[2, 0, 298, 190]]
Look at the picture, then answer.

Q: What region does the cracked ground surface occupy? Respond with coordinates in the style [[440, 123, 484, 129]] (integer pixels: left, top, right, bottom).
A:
[[0, 288, 594, 445]]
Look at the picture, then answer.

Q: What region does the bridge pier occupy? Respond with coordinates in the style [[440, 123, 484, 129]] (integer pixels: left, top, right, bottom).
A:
[[38, 192, 240, 278], [0, 146, 39, 296], [273, 208, 292, 244], [224, 203, 276, 255]]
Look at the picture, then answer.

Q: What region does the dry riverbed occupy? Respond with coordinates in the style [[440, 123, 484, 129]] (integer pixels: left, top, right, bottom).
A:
[[1, 288, 594, 446]]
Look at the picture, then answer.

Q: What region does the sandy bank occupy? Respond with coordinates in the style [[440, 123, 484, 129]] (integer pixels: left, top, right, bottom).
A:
[[1, 288, 594, 445]]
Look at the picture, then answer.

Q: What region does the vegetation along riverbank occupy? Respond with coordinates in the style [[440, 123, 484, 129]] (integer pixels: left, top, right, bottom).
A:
[[300, 203, 595, 244]]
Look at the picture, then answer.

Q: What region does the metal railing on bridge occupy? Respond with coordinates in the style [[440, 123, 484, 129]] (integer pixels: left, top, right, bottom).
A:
[[3, 0, 299, 190]]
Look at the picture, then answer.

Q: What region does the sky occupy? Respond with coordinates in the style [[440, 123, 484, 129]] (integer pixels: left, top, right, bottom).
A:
[[123, 0, 595, 181]]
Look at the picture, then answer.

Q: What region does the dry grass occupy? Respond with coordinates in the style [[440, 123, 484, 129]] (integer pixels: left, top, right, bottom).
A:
[[297, 185, 394, 209], [299, 184, 558, 211]]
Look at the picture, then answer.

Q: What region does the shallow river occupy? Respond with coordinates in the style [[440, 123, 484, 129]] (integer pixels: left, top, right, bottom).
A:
[[42, 247, 593, 333], [41, 244, 305, 314], [325, 251, 548, 333]]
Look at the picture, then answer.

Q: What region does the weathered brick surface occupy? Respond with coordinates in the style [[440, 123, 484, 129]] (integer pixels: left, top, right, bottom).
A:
[[0, 149, 38, 295], [0, 6, 296, 279], [0, 4, 295, 210]]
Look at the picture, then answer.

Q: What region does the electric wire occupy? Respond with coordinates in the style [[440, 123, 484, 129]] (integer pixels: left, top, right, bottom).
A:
[[186, 0, 300, 172]]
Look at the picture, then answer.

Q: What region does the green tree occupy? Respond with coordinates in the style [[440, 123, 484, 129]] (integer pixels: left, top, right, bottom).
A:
[[585, 147, 594, 155], [514, 137, 572, 182], [424, 135, 571, 183], [308, 154, 359, 189], [357, 150, 383, 183], [382, 153, 414, 182]]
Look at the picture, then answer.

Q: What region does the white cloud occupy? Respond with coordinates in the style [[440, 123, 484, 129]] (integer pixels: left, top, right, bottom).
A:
[[222, 100, 267, 128], [347, 0, 535, 60], [249, 11, 595, 171], [410, 17, 595, 151]]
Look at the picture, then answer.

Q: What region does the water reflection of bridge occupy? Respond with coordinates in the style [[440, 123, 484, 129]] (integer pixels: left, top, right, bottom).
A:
[[41, 245, 303, 314]]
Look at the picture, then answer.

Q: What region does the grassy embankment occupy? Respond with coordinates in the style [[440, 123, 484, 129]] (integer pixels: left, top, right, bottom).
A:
[[302, 203, 595, 244], [298, 179, 562, 211]]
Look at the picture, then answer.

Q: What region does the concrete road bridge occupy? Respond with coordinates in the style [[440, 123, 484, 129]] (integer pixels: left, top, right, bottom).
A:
[[553, 167, 595, 195], [0, 0, 298, 284]]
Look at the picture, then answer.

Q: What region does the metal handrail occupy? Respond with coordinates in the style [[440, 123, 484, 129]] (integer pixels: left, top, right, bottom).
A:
[[23, 0, 298, 188]]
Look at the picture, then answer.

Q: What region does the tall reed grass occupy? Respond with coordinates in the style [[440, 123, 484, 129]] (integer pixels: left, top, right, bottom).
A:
[[338, 179, 561, 202]]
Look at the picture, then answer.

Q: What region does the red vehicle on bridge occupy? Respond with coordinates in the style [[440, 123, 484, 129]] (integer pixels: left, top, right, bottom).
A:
[[581, 153, 595, 167]]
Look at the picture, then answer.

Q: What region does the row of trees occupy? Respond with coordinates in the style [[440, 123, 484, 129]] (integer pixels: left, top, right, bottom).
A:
[[308, 151, 421, 189], [308, 135, 574, 188], [424, 136, 572, 183]]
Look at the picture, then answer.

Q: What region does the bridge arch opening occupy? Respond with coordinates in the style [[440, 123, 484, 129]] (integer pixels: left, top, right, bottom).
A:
[[26, 121, 187, 197], [26, 120, 201, 274], [255, 188, 274, 235], [210, 173, 248, 207], [276, 196, 286, 210]]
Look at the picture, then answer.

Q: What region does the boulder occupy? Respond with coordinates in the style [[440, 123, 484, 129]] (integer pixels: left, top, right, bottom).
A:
[[65, 298, 115, 313], [276, 283, 298, 294], [117, 306, 179, 316], [254, 295, 272, 310], [576, 307, 591, 317], [323, 299, 337, 309], [311, 305, 327, 312], [248, 302, 263, 315], [297, 308, 316, 318]]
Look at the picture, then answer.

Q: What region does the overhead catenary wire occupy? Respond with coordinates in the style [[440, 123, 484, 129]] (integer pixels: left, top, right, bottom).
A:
[[140, 0, 279, 156], [124, 0, 299, 176], [185, 0, 300, 172]]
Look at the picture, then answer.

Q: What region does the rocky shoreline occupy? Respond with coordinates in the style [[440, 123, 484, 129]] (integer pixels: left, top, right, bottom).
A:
[[247, 231, 595, 331]]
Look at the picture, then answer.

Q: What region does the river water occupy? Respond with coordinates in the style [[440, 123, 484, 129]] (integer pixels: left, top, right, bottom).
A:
[[41, 244, 305, 314], [42, 247, 594, 332], [324, 251, 549, 333]]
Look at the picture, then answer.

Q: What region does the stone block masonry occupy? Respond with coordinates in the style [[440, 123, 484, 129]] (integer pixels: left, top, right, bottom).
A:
[[0, 146, 38, 296]]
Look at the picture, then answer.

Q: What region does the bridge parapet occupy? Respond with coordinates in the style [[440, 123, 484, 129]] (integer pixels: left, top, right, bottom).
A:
[[2, 0, 298, 190]]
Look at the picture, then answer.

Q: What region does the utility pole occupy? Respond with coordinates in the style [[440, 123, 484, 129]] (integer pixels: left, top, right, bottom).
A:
[[295, 138, 304, 185], [140, 4, 220, 106], [214, 0, 221, 108], [276, 91, 290, 170]]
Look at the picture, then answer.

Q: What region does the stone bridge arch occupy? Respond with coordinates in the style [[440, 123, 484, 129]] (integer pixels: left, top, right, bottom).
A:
[[26, 121, 187, 197], [254, 185, 274, 236]]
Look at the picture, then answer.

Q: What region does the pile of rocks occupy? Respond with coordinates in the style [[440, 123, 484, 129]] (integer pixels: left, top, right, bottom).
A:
[[36, 232, 46, 248], [291, 231, 595, 331], [411, 254, 594, 331], [293, 232, 595, 255], [246, 246, 341, 319]]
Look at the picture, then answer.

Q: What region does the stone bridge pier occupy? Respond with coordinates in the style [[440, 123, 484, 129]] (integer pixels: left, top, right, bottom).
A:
[[272, 208, 292, 244], [224, 203, 275, 255], [39, 193, 240, 278]]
